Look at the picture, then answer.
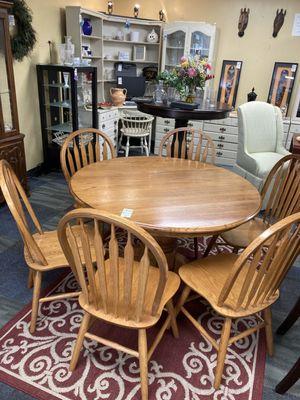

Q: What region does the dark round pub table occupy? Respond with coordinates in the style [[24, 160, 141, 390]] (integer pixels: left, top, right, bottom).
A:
[[136, 100, 232, 129]]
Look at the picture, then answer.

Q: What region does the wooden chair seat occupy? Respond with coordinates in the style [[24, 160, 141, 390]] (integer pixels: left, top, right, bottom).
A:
[[221, 218, 268, 249], [80, 257, 180, 329], [25, 225, 95, 271], [179, 253, 279, 318]]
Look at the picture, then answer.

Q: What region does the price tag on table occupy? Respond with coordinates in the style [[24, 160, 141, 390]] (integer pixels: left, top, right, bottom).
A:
[[121, 208, 133, 218]]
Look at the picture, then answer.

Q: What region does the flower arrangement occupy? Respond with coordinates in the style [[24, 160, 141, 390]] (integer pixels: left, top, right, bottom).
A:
[[158, 55, 214, 101]]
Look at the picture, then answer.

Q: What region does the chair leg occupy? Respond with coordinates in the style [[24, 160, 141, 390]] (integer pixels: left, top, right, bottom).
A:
[[175, 285, 191, 317], [166, 300, 179, 338], [70, 312, 91, 371], [203, 235, 218, 258], [125, 137, 130, 157], [27, 269, 34, 289], [263, 307, 274, 356], [276, 296, 300, 335], [30, 271, 42, 334], [140, 137, 144, 155], [275, 357, 300, 394], [138, 329, 148, 400], [214, 317, 232, 389], [193, 237, 198, 259], [144, 137, 149, 156]]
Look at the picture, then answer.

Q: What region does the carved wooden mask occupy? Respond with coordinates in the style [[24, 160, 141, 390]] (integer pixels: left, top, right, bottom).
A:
[[273, 9, 286, 38], [238, 8, 250, 37]]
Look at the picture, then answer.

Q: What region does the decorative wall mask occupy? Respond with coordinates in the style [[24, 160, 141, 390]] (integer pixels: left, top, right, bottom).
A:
[[273, 9, 286, 38], [238, 8, 250, 37]]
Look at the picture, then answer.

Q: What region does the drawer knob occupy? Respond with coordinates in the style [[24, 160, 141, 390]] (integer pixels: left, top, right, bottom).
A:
[[114, 129, 117, 133], [114, 120, 117, 125], [216, 151, 223, 156], [164, 128, 169, 132], [165, 120, 170, 124], [102, 124, 105, 129], [217, 143, 224, 148], [220, 127, 226, 132], [218, 135, 225, 140], [187, 122, 193, 127]]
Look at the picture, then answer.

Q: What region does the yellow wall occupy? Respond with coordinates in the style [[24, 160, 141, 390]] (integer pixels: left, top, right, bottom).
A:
[[115, 0, 300, 111], [13, 0, 107, 170], [12, 0, 300, 170]]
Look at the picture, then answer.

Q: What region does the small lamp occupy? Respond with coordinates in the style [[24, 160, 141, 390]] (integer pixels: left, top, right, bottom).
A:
[[107, 1, 113, 15], [159, 9, 166, 22], [134, 4, 140, 18]]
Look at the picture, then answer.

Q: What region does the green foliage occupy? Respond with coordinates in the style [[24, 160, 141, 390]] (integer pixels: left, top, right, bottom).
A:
[[11, 0, 36, 62]]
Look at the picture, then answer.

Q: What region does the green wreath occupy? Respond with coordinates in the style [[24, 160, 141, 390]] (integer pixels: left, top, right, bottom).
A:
[[10, 0, 36, 62]]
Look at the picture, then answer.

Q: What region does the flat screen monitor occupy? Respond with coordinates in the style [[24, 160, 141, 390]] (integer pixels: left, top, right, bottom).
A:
[[116, 76, 146, 99]]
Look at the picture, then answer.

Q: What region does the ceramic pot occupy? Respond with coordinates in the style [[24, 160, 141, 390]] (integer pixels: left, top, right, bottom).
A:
[[82, 18, 92, 36], [110, 88, 127, 106], [147, 29, 158, 43]]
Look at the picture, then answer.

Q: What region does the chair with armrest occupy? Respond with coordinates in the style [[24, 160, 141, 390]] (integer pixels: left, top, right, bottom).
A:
[[234, 101, 290, 190]]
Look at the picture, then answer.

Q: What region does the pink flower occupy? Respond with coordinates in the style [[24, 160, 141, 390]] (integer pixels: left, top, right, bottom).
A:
[[205, 63, 212, 70], [180, 56, 188, 63], [188, 68, 197, 78]]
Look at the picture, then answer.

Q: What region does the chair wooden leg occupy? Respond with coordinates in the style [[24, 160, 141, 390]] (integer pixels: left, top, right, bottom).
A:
[[203, 235, 218, 258], [175, 285, 191, 317], [166, 300, 179, 338], [144, 138, 149, 156], [27, 269, 34, 289], [214, 317, 232, 389], [30, 271, 42, 334], [70, 312, 91, 371], [138, 329, 148, 400], [275, 357, 300, 394], [125, 137, 130, 157], [263, 307, 274, 356], [276, 296, 300, 335], [193, 237, 198, 259], [232, 247, 239, 254]]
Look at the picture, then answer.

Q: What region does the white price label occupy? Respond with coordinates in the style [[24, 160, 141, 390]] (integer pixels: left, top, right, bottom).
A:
[[121, 208, 133, 218]]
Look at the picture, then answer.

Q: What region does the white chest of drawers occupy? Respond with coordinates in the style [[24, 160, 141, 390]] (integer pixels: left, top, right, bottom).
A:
[[154, 113, 298, 166]]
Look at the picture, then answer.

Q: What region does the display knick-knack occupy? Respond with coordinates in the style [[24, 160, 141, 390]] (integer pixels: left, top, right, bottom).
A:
[[82, 18, 92, 36], [147, 29, 159, 43], [247, 87, 257, 102]]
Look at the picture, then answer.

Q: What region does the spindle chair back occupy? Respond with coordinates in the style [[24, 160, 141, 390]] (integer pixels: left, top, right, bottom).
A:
[[60, 128, 116, 183], [159, 127, 216, 163]]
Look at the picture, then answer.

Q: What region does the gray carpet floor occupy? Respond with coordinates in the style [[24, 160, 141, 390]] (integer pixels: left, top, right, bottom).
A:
[[0, 171, 299, 399]]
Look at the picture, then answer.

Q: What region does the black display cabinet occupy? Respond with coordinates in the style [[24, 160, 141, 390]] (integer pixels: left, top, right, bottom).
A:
[[37, 64, 97, 172]]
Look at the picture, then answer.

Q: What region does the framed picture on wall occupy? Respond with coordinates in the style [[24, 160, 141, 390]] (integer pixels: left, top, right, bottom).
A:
[[217, 60, 243, 107], [292, 84, 300, 118], [267, 62, 298, 115]]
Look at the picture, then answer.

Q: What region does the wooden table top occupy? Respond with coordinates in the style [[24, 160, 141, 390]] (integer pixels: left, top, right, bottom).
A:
[[70, 156, 261, 237]]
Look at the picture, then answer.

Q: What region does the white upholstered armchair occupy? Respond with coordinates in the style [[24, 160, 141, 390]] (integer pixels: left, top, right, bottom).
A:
[[234, 101, 290, 189]]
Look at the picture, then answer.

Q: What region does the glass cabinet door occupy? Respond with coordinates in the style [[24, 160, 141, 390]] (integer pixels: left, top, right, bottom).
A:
[[0, 17, 14, 135], [165, 30, 186, 68], [189, 30, 211, 59]]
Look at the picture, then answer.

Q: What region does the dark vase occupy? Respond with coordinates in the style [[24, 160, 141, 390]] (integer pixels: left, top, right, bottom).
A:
[[82, 18, 92, 36]]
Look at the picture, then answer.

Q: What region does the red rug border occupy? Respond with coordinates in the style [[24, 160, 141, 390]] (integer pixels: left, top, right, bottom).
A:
[[0, 270, 267, 400]]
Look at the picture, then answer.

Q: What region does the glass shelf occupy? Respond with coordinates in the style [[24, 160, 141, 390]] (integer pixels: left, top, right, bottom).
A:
[[103, 38, 160, 46], [46, 101, 72, 108], [47, 122, 73, 132], [103, 58, 158, 64]]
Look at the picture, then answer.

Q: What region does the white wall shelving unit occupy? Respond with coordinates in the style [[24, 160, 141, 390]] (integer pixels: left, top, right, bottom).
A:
[[66, 7, 163, 102]]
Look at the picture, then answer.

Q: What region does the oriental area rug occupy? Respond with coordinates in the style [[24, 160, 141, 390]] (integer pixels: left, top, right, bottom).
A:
[[0, 236, 266, 400]]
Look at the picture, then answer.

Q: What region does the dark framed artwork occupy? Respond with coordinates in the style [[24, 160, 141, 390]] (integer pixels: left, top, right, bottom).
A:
[[267, 62, 298, 115], [217, 60, 243, 107]]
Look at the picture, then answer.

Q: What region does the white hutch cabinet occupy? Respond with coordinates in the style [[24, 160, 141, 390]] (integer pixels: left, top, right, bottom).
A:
[[161, 21, 217, 70]]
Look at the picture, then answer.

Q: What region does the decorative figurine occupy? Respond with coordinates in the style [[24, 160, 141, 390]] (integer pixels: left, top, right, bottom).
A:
[[133, 4, 140, 18], [159, 9, 166, 22], [273, 9, 286, 37], [147, 29, 159, 43], [238, 8, 250, 37], [107, 1, 113, 15], [247, 87, 257, 102]]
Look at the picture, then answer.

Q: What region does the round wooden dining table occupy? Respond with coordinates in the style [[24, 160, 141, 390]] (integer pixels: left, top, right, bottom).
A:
[[70, 156, 261, 239]]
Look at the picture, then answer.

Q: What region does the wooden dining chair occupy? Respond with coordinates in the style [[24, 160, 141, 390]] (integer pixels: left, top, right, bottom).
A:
[[60, 128, 116, 184], [204, 154, 300, 257], [176, 211, 300, 389], [58, 208, 181, 400], [159, 127, 216, 163], [0, 159, 93, 333], [159, 127, 216, 259]]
